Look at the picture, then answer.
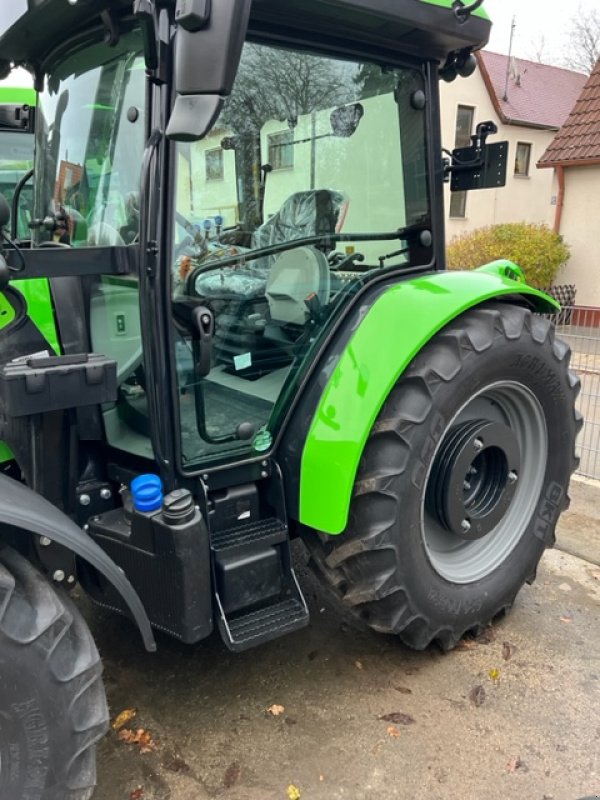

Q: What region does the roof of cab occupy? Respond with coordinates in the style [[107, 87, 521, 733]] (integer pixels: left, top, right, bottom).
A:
[[0, 0, 491, 78]]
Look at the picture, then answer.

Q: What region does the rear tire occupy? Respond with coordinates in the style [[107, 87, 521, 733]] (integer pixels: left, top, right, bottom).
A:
[[304, 302, 582, 650], [0, 545, 108, 800]]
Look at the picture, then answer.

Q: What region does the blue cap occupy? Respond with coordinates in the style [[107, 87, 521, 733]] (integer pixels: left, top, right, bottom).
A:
[[131, 473, 163, 513]]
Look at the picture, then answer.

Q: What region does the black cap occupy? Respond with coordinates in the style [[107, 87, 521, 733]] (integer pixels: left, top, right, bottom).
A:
[[162, 488, 196, 526]]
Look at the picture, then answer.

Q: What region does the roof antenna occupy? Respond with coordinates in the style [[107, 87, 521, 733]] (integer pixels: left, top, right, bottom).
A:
[[503, 15, 516, 101]]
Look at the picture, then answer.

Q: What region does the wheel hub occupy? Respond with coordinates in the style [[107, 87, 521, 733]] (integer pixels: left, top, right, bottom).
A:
[[427, 419, 520, 541]]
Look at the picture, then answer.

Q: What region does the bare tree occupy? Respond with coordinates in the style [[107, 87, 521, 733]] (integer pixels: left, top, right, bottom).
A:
[[219, 44, 355, 228], [222, 44, 353, 134], [563, 6, 600, 74]]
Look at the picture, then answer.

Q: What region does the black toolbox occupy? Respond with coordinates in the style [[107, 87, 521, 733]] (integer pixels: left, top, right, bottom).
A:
[[0, 353, 117, 416]]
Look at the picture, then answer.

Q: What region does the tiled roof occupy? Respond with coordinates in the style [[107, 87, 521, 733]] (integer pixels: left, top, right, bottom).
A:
[[476, 51, 587, 130], [538, 58, 600, 166]]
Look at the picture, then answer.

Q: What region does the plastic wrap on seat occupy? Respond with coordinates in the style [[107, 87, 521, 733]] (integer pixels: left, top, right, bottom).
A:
[[194, 265, 269, 299], [191, 188, 348, 300], [253, 189, 348, 252]]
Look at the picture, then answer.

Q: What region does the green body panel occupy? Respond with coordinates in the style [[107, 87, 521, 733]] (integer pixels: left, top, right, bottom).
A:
[[298, 261, 558, 535], [0, 86, 36, 106], [419, 0, 489, 20], [0, 280, 60, 464], [13, 281, 60, 354]]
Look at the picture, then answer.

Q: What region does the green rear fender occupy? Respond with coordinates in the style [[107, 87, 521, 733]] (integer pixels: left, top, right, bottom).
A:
[[299, 261, 558, 535]]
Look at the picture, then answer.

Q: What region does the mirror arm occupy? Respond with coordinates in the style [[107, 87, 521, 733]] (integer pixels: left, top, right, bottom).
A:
[[10, 167, 33, 240]]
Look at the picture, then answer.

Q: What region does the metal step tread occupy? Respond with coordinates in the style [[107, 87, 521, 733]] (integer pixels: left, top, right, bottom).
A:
[[211, 517, 287, 551], [225, 597, 308, 645]]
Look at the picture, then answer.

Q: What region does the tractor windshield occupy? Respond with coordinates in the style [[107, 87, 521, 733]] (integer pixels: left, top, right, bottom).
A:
[[33, 27, 145, 246], [171, 42, 431, 468]]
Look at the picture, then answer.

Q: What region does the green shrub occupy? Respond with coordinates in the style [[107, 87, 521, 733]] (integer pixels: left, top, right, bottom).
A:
[[446, 223, 570, 289]]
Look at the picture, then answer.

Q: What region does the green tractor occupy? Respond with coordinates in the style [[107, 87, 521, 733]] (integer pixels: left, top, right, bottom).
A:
[[0, 1, 581, 797]]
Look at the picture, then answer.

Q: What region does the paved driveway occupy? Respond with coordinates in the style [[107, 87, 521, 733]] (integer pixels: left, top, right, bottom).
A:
[[88, 481, 600, 800]]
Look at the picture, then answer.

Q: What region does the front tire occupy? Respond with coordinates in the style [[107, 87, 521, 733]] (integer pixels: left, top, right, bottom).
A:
[[0, 545, 108, 800], [304, 302, 582, 650]]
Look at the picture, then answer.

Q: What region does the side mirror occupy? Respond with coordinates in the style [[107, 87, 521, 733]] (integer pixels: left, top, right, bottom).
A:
[[166, 0, 252, 141], [0, 194, 10, 230], [330, 103, 364, 138]]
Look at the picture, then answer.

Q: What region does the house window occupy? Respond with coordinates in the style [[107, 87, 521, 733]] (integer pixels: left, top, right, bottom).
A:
[[205, 147, 224, 181], [267, 131, 294, 170], [514, 142, 532, 177], [449, 104, 475, 219]]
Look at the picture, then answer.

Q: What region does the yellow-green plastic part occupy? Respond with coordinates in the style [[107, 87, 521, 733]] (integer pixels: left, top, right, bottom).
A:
[[299, 261, 558, 535]]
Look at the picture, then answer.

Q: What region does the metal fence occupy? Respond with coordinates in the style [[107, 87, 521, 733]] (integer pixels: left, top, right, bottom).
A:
[[554, 306, 600, 480]]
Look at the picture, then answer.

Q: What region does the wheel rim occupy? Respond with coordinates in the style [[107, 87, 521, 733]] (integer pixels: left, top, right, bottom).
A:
[[421, 381, 548, 584]]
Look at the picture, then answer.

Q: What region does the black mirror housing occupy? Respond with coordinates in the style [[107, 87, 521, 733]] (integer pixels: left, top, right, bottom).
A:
[[168, 0, 251, 141], [0, 193, 10, 229]]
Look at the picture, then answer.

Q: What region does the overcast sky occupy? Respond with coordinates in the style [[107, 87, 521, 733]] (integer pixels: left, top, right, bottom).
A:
[[1, 0, 596, 88], [485, 0, 596, 67]]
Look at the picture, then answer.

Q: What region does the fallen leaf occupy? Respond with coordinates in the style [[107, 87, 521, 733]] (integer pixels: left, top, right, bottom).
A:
[[355, 660, 363, 670], [378, 712, 415, 725], [387, 725, 401, 738], [130, 788, 144, 800], [117, 728, 156, 754], [112, 708, 137, 731], [266, 704, 285, 716], [502, 642, 515, 661], [287, 784, 301, 800], [506, 756, 523, 773], [372, 740, 384, 757], [455, 639, 477, 651], [488, 668, 500, 683], [394, 686, 412, 695], [476, 627, 496, 644], [319, 774, 324, 782], [469, 685, 486, 707], [223, 762, 241, 788], [560, 613, 573, 623]]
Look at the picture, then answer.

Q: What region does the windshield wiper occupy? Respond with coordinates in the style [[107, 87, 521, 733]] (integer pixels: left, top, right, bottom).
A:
[[189, 225, 424, 275]]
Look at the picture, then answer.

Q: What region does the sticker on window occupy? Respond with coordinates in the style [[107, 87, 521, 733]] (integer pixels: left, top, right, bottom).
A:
[[234, 352, 252, 371]]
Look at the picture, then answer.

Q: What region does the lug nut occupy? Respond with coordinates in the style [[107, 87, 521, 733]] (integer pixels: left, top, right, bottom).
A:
[[461, 519, 471, 533], [100, 488, 112, 500], [53, 570, 65, 582], [67, 575, 76, 584], [473, 438, 484, 451], [79, 494, 91, 506], [508, 470, 518, 483], [39, 536, 52, 547], [463, 481, 471, 491]]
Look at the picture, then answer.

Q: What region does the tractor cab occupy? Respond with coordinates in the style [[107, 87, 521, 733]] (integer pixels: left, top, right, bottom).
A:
[[0, 0, 495, 472], [0, 6, 581, 798]]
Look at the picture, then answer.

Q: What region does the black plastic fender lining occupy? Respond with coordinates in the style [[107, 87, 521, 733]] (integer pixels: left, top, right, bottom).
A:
[[0, 473, 157, 652]]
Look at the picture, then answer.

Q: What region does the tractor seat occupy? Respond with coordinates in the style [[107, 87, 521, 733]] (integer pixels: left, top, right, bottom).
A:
[[193, 188, 348, 301]]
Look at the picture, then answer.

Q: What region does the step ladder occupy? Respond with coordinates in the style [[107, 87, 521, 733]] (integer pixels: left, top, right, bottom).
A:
[[208, 475, 309, 652]]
